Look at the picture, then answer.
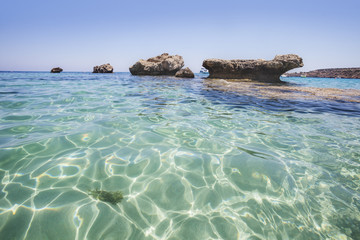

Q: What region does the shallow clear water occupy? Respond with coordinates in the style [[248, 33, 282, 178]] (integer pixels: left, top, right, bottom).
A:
[[0, 72, 360, 240]]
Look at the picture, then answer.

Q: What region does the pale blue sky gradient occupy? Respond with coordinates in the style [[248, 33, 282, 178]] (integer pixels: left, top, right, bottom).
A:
[[1, 0, 359, 72]]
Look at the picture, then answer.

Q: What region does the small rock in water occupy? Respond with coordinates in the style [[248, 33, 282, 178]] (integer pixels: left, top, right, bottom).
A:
[[175, 67, 195, 78], [93, 63, 113, 73], [51, 67, 63, 73]]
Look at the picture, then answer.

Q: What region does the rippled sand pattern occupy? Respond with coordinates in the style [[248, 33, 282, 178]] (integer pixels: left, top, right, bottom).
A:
[[0, 73, 360, 239]]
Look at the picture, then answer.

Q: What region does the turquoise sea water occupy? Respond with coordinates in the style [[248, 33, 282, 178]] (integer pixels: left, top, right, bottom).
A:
[[0, 72, 360, 240]]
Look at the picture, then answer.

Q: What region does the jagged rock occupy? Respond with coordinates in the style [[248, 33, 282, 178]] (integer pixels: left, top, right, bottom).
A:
[[175, 67, 194, 78], [129, 53, 184, 76], [286, 68, 360, 79], [202, 54, 303, 82], [93, 63, 113, 73], [51, 67, 63, 73]]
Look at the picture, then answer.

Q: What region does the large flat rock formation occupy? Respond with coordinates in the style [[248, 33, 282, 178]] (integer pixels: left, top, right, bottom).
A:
[[286, 68, 360, 79], [203, 54, 303, 82]]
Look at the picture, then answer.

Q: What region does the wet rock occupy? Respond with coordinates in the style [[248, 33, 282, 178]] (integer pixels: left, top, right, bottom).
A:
[[202, 54, 303, 82], [129, 53, 184, 76], [93, 63, 113, 73], [175, 67, 194, 78], [51, 67, 63, 73]]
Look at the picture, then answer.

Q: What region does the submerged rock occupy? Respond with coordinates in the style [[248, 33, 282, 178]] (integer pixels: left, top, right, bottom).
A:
[[51, 67, 63, 73], [88, 189, 123, 204], [93, 63, 113, 73], [202, 54, 303, 82], [129, 53, 184, 76], [175, 67, 194, 78], [204, 78, 360, 103]]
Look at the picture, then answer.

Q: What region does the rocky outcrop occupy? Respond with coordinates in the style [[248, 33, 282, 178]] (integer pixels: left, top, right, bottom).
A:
[[51, 67, 63, 73], [202, 54, 303, 82], [93, 63, 113, 73], [285, 68, 360, 79], [129, 53, 184, 76], [175, 67, 194, 78]]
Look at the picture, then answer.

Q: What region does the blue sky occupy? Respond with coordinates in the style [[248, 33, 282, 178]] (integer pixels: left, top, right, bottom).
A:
[[1, 0, 359, 72]]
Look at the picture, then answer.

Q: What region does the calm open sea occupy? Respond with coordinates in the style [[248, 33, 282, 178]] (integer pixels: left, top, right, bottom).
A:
[[0, 72, 359, 240]]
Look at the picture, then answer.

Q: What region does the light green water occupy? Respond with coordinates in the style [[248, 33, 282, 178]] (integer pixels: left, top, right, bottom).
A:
[[0, 72, 359, 239]]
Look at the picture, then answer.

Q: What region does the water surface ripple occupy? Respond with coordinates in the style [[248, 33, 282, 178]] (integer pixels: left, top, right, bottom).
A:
[[0, 72, 359, 239]]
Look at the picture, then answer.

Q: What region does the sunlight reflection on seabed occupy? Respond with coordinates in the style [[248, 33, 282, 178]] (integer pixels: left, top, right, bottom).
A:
[[0, 73, 359, 239]]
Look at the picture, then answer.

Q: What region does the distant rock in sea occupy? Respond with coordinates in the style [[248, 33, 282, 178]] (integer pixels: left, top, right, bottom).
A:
[[202, 54, 303, 82], [93, 63, 113, 73], [175, 67, 194, 78], [285, 68, 360, 79], [129, 53, 184, 76], [51, 67, 63, 73]]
